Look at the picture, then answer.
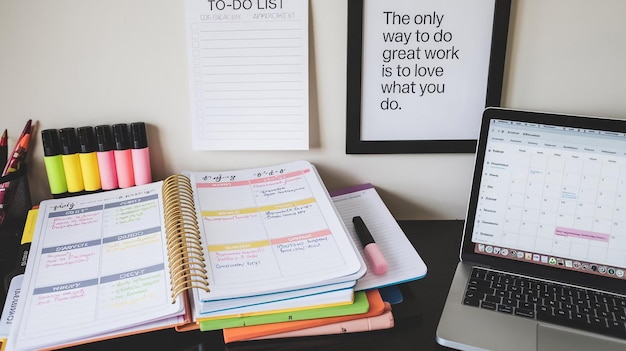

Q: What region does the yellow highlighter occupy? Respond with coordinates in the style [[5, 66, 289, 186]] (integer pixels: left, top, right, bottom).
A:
[[77, 126, 102, 192], [58, 128, 84, 194]]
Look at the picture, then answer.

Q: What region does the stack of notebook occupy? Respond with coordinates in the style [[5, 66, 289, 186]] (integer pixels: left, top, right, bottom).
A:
[[216, 183, 428, 342]]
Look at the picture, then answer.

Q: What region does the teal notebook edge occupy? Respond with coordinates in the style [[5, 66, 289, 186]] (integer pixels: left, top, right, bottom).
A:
[[199, 290, 369, 331]]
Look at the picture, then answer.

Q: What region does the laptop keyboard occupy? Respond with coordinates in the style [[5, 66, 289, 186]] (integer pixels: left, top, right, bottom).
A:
[[463, 267, 626, 340]]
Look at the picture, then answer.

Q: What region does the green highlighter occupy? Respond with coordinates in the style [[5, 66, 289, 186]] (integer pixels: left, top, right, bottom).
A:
[[41, 129, 68, 196]]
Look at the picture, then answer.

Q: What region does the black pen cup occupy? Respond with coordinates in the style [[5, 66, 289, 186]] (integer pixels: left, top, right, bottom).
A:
[[0, 165, 32, 308]]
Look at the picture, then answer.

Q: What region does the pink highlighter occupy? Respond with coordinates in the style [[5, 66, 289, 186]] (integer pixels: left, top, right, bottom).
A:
[[352, 216, 388, 275], [95, 125, 119, 190], [112, 123, 135, 188], [130, 122, 152, 185]]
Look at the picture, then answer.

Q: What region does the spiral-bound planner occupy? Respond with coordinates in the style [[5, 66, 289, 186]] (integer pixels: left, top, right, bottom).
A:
[[162, 174, 210, 302], [6, 179, 209, 351], [7, 160, 365, 351]]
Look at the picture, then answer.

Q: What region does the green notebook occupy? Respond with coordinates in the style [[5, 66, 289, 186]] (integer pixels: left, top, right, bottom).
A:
[[199, 291, 369, 331]]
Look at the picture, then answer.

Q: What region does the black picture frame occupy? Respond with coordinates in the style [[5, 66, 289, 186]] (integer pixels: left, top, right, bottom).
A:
[[346, 0, 511, 154]]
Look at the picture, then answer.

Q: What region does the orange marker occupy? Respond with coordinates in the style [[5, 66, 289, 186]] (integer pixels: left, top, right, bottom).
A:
[[3, 134, 30, 174]]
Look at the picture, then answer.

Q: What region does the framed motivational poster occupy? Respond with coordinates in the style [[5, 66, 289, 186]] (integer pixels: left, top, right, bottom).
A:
[[346, 0, 511, 154]]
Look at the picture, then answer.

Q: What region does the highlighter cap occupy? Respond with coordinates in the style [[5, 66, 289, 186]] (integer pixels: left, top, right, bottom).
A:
[[112, 123, 131, 150], [77, 126, 97, 153], [41, 129, 62, 156], [130, 122, 148, 149], [58, 127, 80, 155], [95, 125, 115, 152]]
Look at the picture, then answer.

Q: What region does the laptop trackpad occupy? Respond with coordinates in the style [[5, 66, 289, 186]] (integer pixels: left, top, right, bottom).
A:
[[537, 324, 625, 351]]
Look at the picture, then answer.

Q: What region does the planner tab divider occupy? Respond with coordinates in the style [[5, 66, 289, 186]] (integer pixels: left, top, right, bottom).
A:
[[162, 174, 210, 303]]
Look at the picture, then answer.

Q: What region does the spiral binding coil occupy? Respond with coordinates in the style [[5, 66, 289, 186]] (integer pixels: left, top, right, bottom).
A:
[[162, 174, 210, 303]]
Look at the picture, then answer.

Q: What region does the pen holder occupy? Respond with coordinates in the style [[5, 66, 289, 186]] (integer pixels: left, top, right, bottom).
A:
[[0, 165, 32, 290]]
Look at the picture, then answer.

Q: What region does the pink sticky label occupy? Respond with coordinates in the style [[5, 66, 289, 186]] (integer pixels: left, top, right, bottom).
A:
[[555, 227, 610, 242], [270, 229, 331, 245]]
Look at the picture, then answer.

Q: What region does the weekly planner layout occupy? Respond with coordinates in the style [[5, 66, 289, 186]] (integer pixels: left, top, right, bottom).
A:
[[7, 182, 186, 351], [186, 160, 365, 303]]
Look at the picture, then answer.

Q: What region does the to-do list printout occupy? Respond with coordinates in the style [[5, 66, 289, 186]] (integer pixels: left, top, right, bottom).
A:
[[185, 0, 309, 150]]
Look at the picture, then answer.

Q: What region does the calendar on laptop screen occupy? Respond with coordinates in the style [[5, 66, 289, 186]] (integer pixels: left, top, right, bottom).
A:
[[472, 119, 626, 280]]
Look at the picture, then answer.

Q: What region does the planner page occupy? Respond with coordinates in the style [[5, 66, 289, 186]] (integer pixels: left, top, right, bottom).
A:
[[185, 160, 365, 302], [8, 182, 184, 351]]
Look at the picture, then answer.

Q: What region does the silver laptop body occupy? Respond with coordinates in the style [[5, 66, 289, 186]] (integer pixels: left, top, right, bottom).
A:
[[436, 108, 626, 351]]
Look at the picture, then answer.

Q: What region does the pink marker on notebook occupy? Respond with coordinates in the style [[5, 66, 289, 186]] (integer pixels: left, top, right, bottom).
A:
[[352, 216, 388, 275]]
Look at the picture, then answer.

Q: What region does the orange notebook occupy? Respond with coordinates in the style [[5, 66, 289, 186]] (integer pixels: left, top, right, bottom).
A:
[[223, 289, 386, 343]]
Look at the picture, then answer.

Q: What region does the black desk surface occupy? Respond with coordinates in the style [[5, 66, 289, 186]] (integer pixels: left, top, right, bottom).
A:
[[59, 220, 464, 351]]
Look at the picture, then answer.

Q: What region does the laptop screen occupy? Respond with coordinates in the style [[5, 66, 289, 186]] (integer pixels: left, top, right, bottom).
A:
[[468, 110, 626, 282]]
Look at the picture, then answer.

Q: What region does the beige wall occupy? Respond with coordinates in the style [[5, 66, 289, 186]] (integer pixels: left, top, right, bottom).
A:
[[2, 0, 626, 220]]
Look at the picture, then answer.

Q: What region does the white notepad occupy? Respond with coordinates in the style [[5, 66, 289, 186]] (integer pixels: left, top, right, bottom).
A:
[[330, 183, 428, 290]]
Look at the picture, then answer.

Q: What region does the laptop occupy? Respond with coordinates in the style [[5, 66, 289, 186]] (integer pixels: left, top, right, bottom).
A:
[[436, 107, 626, 351]]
